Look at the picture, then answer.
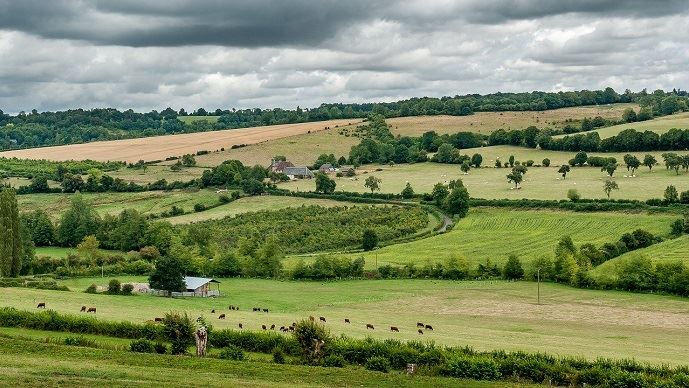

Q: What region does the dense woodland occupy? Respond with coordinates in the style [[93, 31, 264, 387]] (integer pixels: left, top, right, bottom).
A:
[[1, 88, 686, 151]]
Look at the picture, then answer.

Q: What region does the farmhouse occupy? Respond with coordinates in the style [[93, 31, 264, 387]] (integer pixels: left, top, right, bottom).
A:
[[284, 166, 314, 179], [318, 163, 336, 173], [269, 159, 294, 173]]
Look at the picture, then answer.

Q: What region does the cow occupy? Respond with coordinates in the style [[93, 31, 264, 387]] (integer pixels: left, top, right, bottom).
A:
[[309, 316, 315, 321], [289, 326, 295, 332], [238, 323, 243, 329], [36, 302, 46, 309], [87, 307, 96, 313], [416, 322, 424, 328], [390, 326, 399, 332], [253, 307, 259, 312], [418, 329, 424, 335], [425, 324, 433, 330], [80, 306, 86, 312], [261, 325, 267, 330], [366, 324, 374, 330], [154, 317, 163, 322], [263, 309, 269, 313], [218, 314, 226, 319], [279, 326, 286, 332], [319, 316, 326, 322], [270, 324, 275, 330], [211, 309, 216, 313], [344, 318, 350, 324]]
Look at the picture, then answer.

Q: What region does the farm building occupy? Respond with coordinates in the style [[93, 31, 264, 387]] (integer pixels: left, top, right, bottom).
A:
[[181, 277, 221, 297], [318, 163, 336, 173], [284, 166, 314, 179], [269, 159, 294, 173]]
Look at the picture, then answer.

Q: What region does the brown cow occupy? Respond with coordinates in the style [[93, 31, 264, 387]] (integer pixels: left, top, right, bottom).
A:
[[218, 314, 226, 319], [418, 329, 424, 335], [270, 324, 275, 330], [211, 309, 216, 313], [154, 317, 163, 322], [279, 326, 286, 332], [263, 309, 269, 313], [238, 323, 243, 329], [36, 302, 46, 309], [319, 316, 326, 322], [87, 307, 96, 313], [289, 326, 295, 332], [80, 306, 86, 312], [416, 322, 424, 328], [344, 318, 350, 323], [425, 324, 433, 330], [253, 307, 259, 312], [309, 316, 315, 321], [261, 325, 267, 330], [366, 324, 374, 330], [390, 326, 399, 332]]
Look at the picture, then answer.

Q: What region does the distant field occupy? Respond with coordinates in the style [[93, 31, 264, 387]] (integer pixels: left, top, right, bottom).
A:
[[4, 176, 61, 189], [277, 160, 688, 200], [0, 119, 361, 163], [165, 196, 364, 224], [553, 111, 689, 139], [312, 208, 677, 268], [17, 189, 224, 220], [34, 246, 123, 259], [107, 165, 205, 184], [5, 278, 689, 366], [177, 115, 219, 124], [387, 104, 637, 136]]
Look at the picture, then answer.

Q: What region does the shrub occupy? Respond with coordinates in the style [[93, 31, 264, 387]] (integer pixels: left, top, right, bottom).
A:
[[85, 284, 98, 294], [567, 189, 581, 202], [218, 194, 231, 204], [272, 347, 286, 364], [219, 345, 246, 361], [64, 336, 96, 347], [107, 279, 121, 294], [322, 354, 346, 368], [121, 283, 134, 295], [365, 356, 391, 373], [154, 342, 168, 354], [130, 338, 155, 353], [293, 319, 331, 363], [441, 354, 501, 380], [193, 203, 206, 212], [162, 312, 195, 355]]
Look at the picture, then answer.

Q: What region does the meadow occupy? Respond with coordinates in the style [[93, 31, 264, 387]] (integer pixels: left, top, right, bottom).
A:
[[0, 118, 361, 163], [4, 278, 689, 366], [387, 104, 637, 136], [277, 160, 688, 200], [301, 207, 678, 269], [554, 111, 689, 139]]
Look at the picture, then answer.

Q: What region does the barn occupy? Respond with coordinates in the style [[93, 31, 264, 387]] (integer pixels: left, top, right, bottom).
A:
[[180, 277, 221, 297]]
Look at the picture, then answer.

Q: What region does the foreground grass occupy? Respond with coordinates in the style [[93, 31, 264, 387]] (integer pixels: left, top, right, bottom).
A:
[[5, 278, 689, 366], [0, 337, 533, 387]]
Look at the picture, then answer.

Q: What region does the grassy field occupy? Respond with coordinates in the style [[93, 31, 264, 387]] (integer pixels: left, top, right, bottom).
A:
[[17, 189, 224, 220], [107, 165, 205, 184], [177, 115, 219, 124], [33, 247, 124, 259], [165, 196, 366, 224], [277, 160, 688, 200], [387, 104, 637, 136], [0, 337, 521, 388], [5, 278, 689, 366], [554, 111, 689, 139], [302, 207, 678, 269], [0, 119, 361, 163]]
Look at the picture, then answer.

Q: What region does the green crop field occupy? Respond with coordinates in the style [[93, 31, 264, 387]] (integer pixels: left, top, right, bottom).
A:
[[17, 189, 224, 220], [277, 160, 688, 200], [302, 208, 678, 269], [4, 278, 689, 366], [387, 104, 637, 136], [165, 196, 367, 224], [553, 111, 689, 139]]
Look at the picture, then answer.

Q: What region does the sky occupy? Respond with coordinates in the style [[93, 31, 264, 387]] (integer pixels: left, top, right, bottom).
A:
[[0, 0, 688, 113]]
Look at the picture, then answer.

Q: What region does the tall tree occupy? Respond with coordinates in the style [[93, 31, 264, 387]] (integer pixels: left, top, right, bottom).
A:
[[0, 189, 22, 277], [315, 173, 336, 194], [643, 154, 657, 171], [149, 255, 186, 294], [364, 176, 381, 193], [603, 180, 619, 199], [57, 195, 101, 247]]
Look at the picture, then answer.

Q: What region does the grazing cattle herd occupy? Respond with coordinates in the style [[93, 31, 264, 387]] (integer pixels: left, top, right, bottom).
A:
[[33, 301, 436, 337]]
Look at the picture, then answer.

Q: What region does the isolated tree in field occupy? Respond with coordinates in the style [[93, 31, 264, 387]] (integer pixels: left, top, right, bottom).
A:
[[0, 189, 22, 277], [601, 163, 617, 177], [400, 182, 415, 199], [542, 158, 551, 167], [603, 180, 619, 199], [503, 255, 524, 280], [623, 154, 640, 175], [460, 161, 471, 174], [667, 156, 682, 175], [444, 182, 470, 217], [558, 165, 570, 179], [573, 151, 588, 167], [506, 168, 524, 189], [364, 176, 381, 193], [665, 185, 679, 203], [567, 189, 580, 202], [431, 183, 449, 205], [181, 154, 196, 167], [471, 153, 483, 168], [315, 173, 336, 194], [643, 154, 657, 171], [513, 165, 528, 175], [508, 155, 515, 168], [494, 159, 502, 168], [149, 255, 186, 294], [362, 229, 378, 251]]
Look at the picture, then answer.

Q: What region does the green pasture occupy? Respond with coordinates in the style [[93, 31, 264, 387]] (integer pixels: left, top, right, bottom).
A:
[[277, 160, 688, 200], [107, 164, 205, 184], [34, 247, 124, 259], [554, 111, 689, 139], [4, 278, 689, 366]]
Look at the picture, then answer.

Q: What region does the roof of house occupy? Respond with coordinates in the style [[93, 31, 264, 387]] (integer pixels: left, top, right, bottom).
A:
[[319, 163, 334, 170], [284, 166, 313, 176], [270, 160, 294, 171], [183, 276, 220, 290]]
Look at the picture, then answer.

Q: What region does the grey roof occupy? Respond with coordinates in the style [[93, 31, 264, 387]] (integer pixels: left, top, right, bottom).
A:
[[184, 276, 220, 290], [284, 166, 313, 176]]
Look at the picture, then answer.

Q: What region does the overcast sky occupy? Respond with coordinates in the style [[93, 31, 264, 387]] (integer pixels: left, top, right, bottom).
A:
[[0, 0, 688, 113]]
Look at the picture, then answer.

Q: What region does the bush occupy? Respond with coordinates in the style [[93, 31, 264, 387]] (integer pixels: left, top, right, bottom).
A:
[[85, 284, 98, 294], [193, 203, 206, 212], [121, 283, 134, 295], [162, 312, 195, 355], [365, 356, 391, 373], [219, 194, 231, 204], [293, 319, 331, 363], [322, 354, 346, 368], [107, 279, 121, 294], [219, 345, 246, 361], [130, 338, 155, 353], [272, 347, 286, 364], [441, 354, 501, 380], [64, 336, 96, 347], [567, 189, 581, 202], [154, 342, 168, 354]]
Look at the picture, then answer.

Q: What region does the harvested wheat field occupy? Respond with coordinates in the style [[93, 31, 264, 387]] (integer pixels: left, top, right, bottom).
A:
[[0, 119, 361, 163]]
